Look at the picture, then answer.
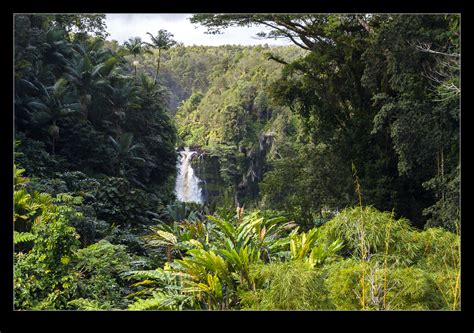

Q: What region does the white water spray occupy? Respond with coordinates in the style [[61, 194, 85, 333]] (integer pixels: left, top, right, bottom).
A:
[[174, 147, 203, 204]]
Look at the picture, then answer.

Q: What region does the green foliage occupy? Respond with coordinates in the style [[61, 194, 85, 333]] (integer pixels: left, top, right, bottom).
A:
[[70, 240, 132, 309], [75, 240, 130, 276], [384, 267, 445, 310], [324, 259, 365, 309], [240, 260, 333, 310], [260, 139, 352, 226], [288, 227, 344, 267], [127, 207, 343, 310], [158, 201, 204, 223], [45, 14, 108, 38], [14, 186, 81, 309], [320, 206, 460, 310], [15, 133, 66, 177], [290, 228, 320, 260], [95, 177, 160, 228], [319, 206, 418, 264], [15, 13, 177, 190], [128, 290, 194, 310], [190, 14, 459, 230], [422, 165, 460, 231], [14, 14, 177, 310], [125, 267, 197, 310], [14, 231, 36, 245], [67, 298, 114, 310], [13, 166, 140, 310], [412, 227, 460, 270], [324, 260, 447, 310], [361, 15, 459, 227], [237, 205, 459, 310]]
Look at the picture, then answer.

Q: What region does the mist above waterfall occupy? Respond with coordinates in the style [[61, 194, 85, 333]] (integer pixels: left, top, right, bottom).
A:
[[174, 147, 204, 204]]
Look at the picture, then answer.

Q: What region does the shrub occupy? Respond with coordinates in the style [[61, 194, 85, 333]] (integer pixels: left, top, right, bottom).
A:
[[240, 260, 334, 310], [70, 240, 132, 309], [320, 206, 419, 265]]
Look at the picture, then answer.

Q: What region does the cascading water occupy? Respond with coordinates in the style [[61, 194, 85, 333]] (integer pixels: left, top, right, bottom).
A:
[[174, 147, 204, 204]]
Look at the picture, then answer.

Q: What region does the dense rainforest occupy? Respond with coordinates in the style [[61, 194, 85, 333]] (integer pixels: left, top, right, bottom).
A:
[[13, 13, 460, 310]]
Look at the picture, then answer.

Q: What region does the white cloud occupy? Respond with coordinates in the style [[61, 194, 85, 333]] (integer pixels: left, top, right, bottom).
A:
[[105, 14, 292, 46]]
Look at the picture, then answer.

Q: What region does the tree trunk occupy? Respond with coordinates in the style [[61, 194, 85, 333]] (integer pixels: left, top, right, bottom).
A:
[[166, 245, 172, 263], [134, 55, 137, 77], [80, 94, 91, 121], [154, 48, 161, 82], [441, 149, 445, 202]]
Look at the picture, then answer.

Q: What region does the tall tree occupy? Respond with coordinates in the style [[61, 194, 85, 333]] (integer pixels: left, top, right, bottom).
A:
[[27, 78, 80, 155], [145, 29, 177, 82], [123, 37, 146, 77], [63, 39, 116, 122]]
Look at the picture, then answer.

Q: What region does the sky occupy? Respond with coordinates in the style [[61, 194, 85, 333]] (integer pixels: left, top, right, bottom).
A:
[[105, 14, 293, 46]]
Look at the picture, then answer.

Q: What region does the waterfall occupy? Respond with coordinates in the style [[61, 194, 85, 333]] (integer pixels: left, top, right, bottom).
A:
[[174, 147, 204, 204]]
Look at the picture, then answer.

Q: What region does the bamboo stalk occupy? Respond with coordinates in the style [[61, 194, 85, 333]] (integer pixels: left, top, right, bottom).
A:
[[383, 209, 395, 310], [452, 221, 461, 310], [352, 163, 366, 310]]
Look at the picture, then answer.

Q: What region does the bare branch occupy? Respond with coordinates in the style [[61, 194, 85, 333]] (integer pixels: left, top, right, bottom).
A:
[[357, 16, 372, 33], [267, 54, 289, 66], [253, 19, 312, 51], [411, 41, 460, 58]]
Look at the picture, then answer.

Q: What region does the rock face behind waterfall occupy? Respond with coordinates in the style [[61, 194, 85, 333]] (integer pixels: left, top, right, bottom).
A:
[[174, 148, 204, 204], [187, 132, 274, 207], [192, 153, 225, 205]]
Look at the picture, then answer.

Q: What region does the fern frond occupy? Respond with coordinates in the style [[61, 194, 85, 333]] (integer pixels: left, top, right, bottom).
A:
[[14, 231, 36, 244]]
